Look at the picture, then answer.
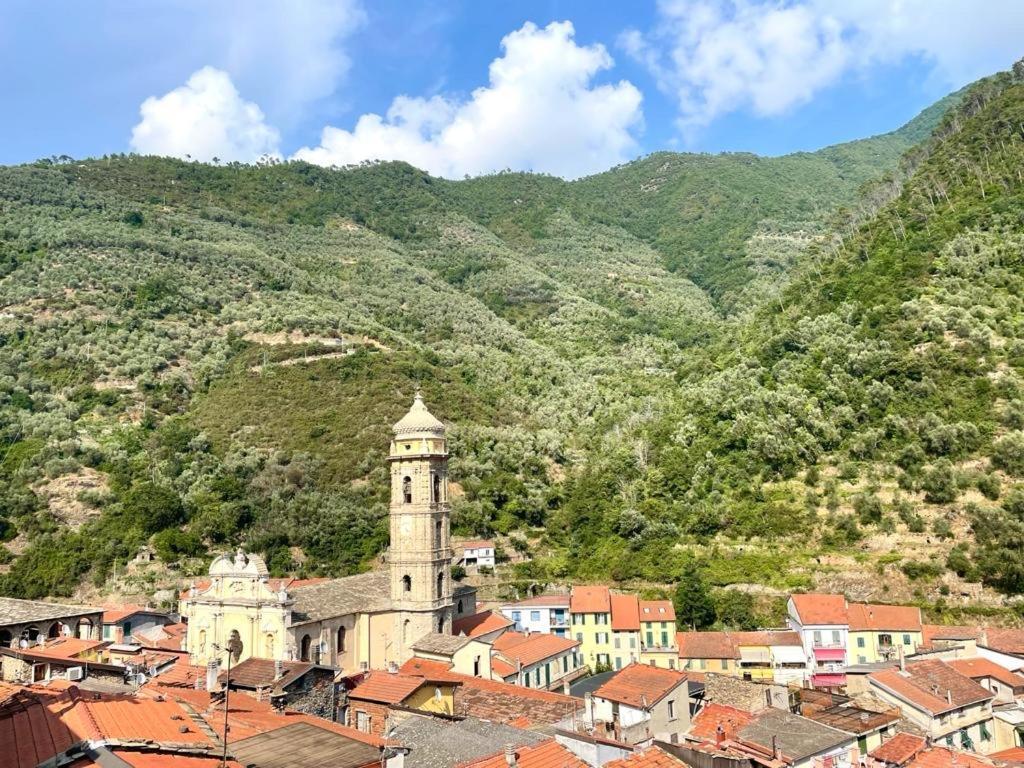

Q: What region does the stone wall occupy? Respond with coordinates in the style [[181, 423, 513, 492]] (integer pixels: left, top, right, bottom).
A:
[[704, 672, 789, 712]]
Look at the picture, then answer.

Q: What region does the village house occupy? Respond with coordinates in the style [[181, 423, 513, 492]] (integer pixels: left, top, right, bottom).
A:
[[571, 585, 614, 670], [611, 593, 643, 671], [585, 662, 691, 746], [456, 540, 496, 570], [735, 708, 860, 768], [868, 659, 996, 753], [848, 603, 923, 666], [100, 604, 173, 644], [867, 732, 928, 767], [500, 594, 571, 637], [180, 395, 477, 672], [345, 669, 461, 735], [639, 600, 678, 669], [221, 657, 337, 720], [490, 630, 583, 691], [797, 688, 901, 756], [677, 630, 805, 684], [451, 609, 513, 643], [788, 593, 851, 689]]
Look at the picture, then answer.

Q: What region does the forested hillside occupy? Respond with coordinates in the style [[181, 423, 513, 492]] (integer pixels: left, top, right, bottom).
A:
[[2, 66, 1022, 619]]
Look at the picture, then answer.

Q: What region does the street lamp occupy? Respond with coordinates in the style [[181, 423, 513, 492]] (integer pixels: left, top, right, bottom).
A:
[[212, 633, 244, 767]]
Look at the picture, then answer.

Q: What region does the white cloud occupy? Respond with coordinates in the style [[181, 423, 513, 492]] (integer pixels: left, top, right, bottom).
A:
[[624, 0, 1024, 129], [293, 21, 643, 179], [130, 67, 280, 162]]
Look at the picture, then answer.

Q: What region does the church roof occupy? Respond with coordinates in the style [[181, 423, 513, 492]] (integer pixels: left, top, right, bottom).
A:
[[393, 393, 446, 437], [289, 571, 392, 625]]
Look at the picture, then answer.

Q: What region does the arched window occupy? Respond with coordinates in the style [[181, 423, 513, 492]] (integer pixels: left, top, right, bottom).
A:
[[457, 599, 464, 614], [403, 620, 410, 645], [77, 618, 93, 640], [437, 615, 445, 633], [264, 634, 275, 657], [437, 571, 444, 596], [25, 626, 39, 642], [431, 474, 441, 503], [402, 575, 412, 592], [337, 626, 347, 654], [435, 519, 442, 547], [402, 476, 412, 504], [198, 629, 207, 656], [300, 634, 312, 662], [47, 623, 62, 639]]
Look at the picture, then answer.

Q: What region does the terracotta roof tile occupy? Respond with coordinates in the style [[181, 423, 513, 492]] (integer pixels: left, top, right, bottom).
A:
[[491, 657, 517, 678], [983, 628, 1024, 655], [921, 625, 984, 645], [906, 747, 992, 768], [676, 632, 739, 660], [152, 661, 205, 688], [611, 594, 641, 631], [101, 605, 163, 624], [605, 746, 688, 768], [453, 610, 514, 638], [869, 660, 994, 714], [848, 603, 922, 632], [571, 586, 611, 614], [688, 702, 755, 741], [990, 747, 1024, 762], [947, 658, 1024, 689], [349, 672, 434, 704], [790, 594, 848, 625], [492, 632, 579, 668], [24, 637, 106, 660], [594, 663, 688, 708], [114, 752, 243, 768], [870, 732, 928, 765], [459, 540, 494, 550], [730, 631, 802, 647], [639, 601, 675, 624], [458, 738, 586, 768]]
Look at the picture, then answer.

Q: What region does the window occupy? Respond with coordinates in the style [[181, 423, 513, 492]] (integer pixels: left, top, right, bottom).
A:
[[831, 630, 841, 644], [123, 621, 132, 638], [903, 634, 912, 645], [571, 613, 584, 625], [356, 711, 369, 732], [858, 655, 867, 664], [530, 611, 540, 621], [562, 657, 568, 673], [437, 571, 444, 596], [698, 659, 706, 670], [512, 611, 521, 621], [402, 575, 412, 592], [402, 476, 413, 504], [813, 630, 822, 646], [473, 655, 481, 677], [595, 613, 608, 625], [615, 657, 622, 670], [457, 599, 464, 613], [628, 636, 635, 649], [576, 633, 583, 642], [337, 626, 346, 654], [667, 699, 676, 720], [980, 722, 992, 742], [535, 668, 541, 686], [856, 637, 865, 648], [879, 633, 893, 647], [432, 474, 441, 503], [722, 659, 729, 671], [437, 615, 445, 633], [646, 631, 653, 647], [435, 519, 442, 547], [669, 658, 676, 670], [614, 636, 621, 649], [300, 634, 312, 662], [597, 632, 609, 644]]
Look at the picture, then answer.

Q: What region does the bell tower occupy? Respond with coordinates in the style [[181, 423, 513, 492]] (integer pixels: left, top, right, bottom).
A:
[[388, 392, 453, 652]]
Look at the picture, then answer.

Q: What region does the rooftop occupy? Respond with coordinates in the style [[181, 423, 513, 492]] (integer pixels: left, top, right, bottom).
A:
[[869, 660, 994, 714], [458, 540, 494, 550], [848, 603, 922, 632], [289, 570, 391, 624], [688, 702, 755, 741], [802, 704, 900, 734], [453, 610, 513, 638], [101, 605, 166, 624], [570, 585, 610, 614], [610, 594, 641, 631], [458, 738, 586, 768], [870, 732, 928, 765], [501, 594, 571, 609], [947, 658, 1024, 690], [604, 746, 688, 768], [738, 709, 853, 762], [983, 628, 1024, 655], [593, 663, 687, 709], [676, 631, 738, 660], [492, 631, 579, 668], [393, 392, 446, 437], [905, 747, 992, 768], [390, 714, 547, 768], [229, 720, 380, 768], [348, 671, 454, 705], [790, 593, 848, 626], [221, 657, 317, 690], [639, 601, 676, 624], [410, 632, 475, 656], [0, 597, 101, 627], [921, 625, 985, 645]]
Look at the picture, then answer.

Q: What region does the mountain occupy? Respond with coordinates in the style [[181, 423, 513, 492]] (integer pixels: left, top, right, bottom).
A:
[[1, 70, 1020, 618]]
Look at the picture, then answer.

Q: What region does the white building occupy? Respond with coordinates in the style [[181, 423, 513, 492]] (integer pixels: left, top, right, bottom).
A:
[[500, 594, 571, 637], [788, 593, 850, 688], [457, 540, 496, 569]]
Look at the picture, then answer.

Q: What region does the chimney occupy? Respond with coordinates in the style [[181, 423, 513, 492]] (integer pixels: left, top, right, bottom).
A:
[[772, 735, 781, 761], [274, 660, 284, 680], [947, 690, 953, 706], [504, 744, 517, 768], [716, 724, 725, 746], [899, 644, 906, 672], [388, 661, 399, 674], [206, 660, 221, 693]]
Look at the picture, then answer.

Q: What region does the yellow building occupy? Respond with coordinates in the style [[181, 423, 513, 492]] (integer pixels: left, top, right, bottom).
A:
[[638, 600, 678, 669], [847, 603, 923, 665], [180, 394, 477, 673], [570, 586, 613, 670], [677, 630, 805, 683]]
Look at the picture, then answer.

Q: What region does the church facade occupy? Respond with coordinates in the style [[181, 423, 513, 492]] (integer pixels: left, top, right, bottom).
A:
[[181, 394, 477, 672]]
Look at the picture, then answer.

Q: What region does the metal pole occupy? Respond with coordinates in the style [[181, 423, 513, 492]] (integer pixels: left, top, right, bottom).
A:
[[222, 648, 231, 767]]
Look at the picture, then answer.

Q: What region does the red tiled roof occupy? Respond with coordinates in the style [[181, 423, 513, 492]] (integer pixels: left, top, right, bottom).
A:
[[906, 747, 991, 768], [152, 660, 205, 688], [848, 603, 922, 632], [115, 752, 244, 768], [677, 632, 739, 660], [221, 658, 316, 690], [689, 702, 755, 741], [990, 747, 1024, 762], [398, 657, 459, 679], [605, 746, 688, 768], [459, 739, 586, 768], [101, 604, 157, 624], [870, 733, 928, 765], [947, 658, 1024, 689], [983, 628, 1024, 655], [491, 657, 517, 678], [501, 594, 571, 608], [731, 630, 802, 647], [571, 586, 611, 614], [921, 625, 984, 645], [349, 672, 437, 704], [459, 540, 494, 550], [24, 637, 106, 660], [639, 601, 676, 624], [790, 593, 848, 625], [594, 663, 688, 708], [611, 594, 641, 631], [453, 610, 513, 638], [869, 660, 993, 714], [492, 632, 579, 668]]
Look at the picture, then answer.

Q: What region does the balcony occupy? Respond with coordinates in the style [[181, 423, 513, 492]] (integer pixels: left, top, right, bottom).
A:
[[812, 646, 847, 662]]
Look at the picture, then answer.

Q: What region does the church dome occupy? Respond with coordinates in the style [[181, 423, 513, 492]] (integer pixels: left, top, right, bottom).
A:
[[393, 392, 445, 437]]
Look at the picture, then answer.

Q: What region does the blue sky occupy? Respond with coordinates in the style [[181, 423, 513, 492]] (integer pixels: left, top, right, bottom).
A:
[[3, 1, 1024, 177]]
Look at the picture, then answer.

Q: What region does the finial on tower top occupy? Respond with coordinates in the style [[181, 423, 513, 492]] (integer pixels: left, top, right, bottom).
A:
[[393, 391, 445, 437]]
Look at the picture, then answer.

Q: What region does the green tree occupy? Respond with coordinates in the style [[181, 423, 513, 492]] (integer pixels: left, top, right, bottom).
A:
[[122, 481, 185, 535], [674, 560, 716, 630]]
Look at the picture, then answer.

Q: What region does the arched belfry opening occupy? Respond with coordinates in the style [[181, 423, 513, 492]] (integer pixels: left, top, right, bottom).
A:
[[402, 476, 412, 504], [402, 574, 412, 592]]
